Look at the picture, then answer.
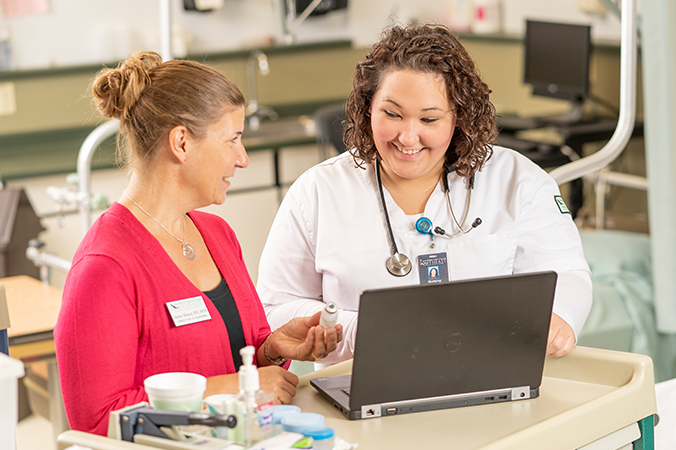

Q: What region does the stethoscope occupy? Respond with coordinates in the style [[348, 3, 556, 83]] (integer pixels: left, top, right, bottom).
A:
[[375, 158, 482, 277]]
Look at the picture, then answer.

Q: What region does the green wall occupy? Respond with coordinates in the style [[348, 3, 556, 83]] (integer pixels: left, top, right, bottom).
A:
[[0, 37, 629, 181]]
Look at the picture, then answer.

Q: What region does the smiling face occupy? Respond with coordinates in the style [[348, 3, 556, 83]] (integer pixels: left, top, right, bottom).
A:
[[190, 106, 248, 206], [370, 69, 456, 185]]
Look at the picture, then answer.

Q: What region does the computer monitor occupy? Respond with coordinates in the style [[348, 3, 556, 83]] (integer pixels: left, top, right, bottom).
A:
[[524, 20, 591, 120], [295, 0, 348, 16]]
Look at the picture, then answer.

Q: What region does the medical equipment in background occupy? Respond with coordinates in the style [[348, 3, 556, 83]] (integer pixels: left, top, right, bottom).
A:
[[33, 0, 638, 278], [585, 169, 648, 230], [108, 402, 237, 447], [549, 0, 637, 186], [77, 0, 175, 236], [574, 0, 648, 231], [25, 239, 71, 285], [26, 0, 176, 279], [274, 0, 347, 44], [25, 118, 119, 281], [246, 50, 278, 130], [182, 0, 224, 12], [159, 0, 174, 62]]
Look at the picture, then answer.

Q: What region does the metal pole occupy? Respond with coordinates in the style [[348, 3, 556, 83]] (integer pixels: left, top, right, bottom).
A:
[[159, 0, 173, 61], [77, 119, 120, 236], [549, 0, 637, 185]]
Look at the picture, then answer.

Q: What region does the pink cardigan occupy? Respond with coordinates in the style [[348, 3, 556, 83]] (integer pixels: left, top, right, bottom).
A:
[[55, 203, 272, 435]]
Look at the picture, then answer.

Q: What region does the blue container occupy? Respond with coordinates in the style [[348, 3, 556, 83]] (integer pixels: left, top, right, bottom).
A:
[[270, 404, 301, 434], [304, 427, 335, 450], [280, 412, 325, 434]]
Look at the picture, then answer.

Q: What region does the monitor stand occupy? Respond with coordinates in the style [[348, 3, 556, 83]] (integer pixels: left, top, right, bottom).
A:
[[535, 101, 588, 126]]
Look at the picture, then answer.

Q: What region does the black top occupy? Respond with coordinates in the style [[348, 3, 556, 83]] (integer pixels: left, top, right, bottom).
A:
[[204, 278, 246, 370]]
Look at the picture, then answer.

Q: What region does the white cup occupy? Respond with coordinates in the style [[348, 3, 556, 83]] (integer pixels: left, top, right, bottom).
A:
[[144, 372, 206, 412], [203, 394, 238, 440], [204, 394, 234, 414]]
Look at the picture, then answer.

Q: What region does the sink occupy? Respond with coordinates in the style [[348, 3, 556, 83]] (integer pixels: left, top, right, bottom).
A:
[[242, 116, 316, 149]]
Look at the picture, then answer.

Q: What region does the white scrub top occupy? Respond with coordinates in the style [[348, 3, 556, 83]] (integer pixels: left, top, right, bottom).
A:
[[258, 147, 592, 367]]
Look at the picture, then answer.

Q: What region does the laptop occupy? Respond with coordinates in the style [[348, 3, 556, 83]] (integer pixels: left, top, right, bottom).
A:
[[311, 271, 557, 420]]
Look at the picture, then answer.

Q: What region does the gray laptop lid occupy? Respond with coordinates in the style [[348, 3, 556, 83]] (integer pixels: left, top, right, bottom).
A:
[[348, 271, 557, 412]]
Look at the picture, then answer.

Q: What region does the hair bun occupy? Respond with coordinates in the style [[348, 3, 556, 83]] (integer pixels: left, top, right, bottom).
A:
[[92, 51, 162, 122]]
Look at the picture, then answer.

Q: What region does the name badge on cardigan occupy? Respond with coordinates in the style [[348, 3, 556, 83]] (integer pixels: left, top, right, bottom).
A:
[[166, 296, 212, 327]]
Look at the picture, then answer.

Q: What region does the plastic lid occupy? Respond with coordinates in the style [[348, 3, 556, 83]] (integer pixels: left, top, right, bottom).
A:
[[271, 404, 301, 424], [281, 412, 325, 433], [144, 372, 206, 400], [303, 426, 335, 440]]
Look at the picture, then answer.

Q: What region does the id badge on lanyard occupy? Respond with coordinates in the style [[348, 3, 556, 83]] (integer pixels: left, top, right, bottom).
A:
[[418, 252, 449, 285]]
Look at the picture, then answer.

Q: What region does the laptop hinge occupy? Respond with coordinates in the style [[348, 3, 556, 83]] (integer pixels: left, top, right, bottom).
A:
[[361, 404, 382, 419]]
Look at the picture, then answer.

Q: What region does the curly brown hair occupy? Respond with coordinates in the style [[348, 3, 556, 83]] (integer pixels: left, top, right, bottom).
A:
[[344, 24, 497, 179]]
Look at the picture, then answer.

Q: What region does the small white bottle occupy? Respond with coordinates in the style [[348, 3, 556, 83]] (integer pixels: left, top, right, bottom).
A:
[[320, 302, 338, 330], [232, 346, 275, 447]]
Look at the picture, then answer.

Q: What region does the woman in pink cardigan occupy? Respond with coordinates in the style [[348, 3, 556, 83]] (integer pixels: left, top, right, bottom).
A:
[[54, 52, 343, 436]]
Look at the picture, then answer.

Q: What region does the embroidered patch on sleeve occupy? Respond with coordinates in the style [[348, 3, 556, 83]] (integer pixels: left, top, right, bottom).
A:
[[554, 195, 571, 214]]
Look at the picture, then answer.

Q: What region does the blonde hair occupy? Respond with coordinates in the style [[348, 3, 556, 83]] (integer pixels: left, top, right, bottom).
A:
[[92, 51, 245, 168]]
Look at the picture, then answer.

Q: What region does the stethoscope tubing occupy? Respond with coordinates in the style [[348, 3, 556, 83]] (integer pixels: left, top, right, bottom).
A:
[[374, 158, 399, 257], [375, 158, 413, 276], [375, 158, 479, 277]]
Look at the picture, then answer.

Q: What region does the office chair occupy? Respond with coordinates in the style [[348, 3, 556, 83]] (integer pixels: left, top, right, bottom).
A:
[[1, 282, 9, 355], [314, 102, 347, 160]]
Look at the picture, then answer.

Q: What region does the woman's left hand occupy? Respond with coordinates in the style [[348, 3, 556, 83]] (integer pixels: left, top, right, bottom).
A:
[[269, 311, 344, 362], [546, 313, 575, 357]]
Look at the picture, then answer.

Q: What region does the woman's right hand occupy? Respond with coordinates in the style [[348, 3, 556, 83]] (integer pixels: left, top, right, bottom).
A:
[[258, 365, 299, 404], [204, 373, 240, 399]]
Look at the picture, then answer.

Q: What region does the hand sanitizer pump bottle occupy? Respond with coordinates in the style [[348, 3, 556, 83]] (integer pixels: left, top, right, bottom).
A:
[[234, 346, 275, 447]]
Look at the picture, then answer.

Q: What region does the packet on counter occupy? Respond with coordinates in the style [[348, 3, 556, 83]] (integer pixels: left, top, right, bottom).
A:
[[334, 435, 359, 449], [247, 432, 305, 450]]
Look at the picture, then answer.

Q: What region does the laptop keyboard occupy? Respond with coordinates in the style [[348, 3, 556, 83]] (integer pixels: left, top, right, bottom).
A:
[[341, 389, 351, 397]]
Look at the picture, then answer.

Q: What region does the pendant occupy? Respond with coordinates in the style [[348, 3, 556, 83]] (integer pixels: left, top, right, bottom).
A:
[[183, 242, 195, 260]]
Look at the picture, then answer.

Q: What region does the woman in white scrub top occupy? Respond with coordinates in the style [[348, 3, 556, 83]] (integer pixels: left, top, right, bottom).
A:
[[258, 24, 592, 368]]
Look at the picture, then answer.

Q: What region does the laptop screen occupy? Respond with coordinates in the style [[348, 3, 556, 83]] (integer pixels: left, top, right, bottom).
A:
[[349, 272, 557, 409]]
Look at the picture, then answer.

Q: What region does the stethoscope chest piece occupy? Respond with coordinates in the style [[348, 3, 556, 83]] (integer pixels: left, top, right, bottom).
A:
[[386, 252, 412, 277], [375, 157, 480, 278]]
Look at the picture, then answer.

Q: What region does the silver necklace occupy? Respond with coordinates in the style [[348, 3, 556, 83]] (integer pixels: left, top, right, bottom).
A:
[[123, 191, 195, 260]]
